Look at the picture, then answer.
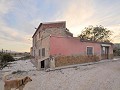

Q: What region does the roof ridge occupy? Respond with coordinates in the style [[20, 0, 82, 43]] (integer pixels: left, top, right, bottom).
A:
[[42, 21, 66, 24]]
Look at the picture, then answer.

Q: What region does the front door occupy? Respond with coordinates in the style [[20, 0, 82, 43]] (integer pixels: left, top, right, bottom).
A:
[[101, 46, 109, 59]]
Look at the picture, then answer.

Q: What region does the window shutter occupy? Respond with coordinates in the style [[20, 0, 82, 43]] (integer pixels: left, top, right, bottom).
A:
[[42, 48, 45, 57]]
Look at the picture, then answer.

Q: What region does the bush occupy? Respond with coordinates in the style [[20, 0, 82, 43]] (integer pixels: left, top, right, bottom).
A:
[[113, 49, 120, 56], [1, 54, 15, 64]]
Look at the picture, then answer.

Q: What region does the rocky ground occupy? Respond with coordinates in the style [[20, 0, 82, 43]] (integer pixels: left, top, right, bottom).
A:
[[0, 59, 120, 90]]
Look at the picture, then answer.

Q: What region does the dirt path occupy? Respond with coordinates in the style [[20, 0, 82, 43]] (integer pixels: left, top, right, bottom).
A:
[[0, 59, 120, 90]]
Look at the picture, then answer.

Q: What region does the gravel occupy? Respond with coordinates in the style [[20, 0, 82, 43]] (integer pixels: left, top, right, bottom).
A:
[[0, 59, 120, 90]]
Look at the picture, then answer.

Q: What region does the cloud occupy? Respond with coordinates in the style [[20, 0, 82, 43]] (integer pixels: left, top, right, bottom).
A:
[[52, 0, 95, 36], [106, 24, 120, 43], [49, 0, 120, 42], [0, 0, 120, 52], [0, 1, 17, 41], [0, 0, 14, 15], [0, 0, 33, 51]]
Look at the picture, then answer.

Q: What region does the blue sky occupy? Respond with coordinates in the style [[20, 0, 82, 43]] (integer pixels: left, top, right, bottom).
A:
[[0, 0, 120, 52]]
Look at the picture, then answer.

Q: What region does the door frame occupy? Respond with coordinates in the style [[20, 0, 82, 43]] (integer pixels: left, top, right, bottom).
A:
[[101, 46, 109, 59]]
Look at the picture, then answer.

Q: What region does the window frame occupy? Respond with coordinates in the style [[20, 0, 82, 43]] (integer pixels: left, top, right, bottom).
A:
[[86, 46, 94, 55]]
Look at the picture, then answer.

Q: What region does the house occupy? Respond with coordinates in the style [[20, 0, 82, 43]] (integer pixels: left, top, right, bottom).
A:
[[31, 21, 113, 70]]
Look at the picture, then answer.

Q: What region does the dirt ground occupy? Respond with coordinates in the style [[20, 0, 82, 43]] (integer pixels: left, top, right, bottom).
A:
[[0, 59, 120, 90]]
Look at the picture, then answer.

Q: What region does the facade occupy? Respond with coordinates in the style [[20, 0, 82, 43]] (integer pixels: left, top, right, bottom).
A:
[[31, 21, 113, 70]]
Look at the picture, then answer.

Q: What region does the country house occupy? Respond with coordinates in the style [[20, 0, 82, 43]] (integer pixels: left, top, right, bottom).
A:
[[31, 21, 113, 70]]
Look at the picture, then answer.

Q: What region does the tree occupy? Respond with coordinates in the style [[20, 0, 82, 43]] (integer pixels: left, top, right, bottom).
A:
[[79, 25, 112, 42]]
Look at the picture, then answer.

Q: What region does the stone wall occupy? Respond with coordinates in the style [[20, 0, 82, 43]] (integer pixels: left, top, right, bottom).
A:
[[42, 22, 66, 29], [55, 55, 100, 67], [32, 22, 73, 61], [35, 36, 50, 61]]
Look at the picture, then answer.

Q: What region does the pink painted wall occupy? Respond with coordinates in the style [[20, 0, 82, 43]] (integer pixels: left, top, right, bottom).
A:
[[50, 36, 101, 56], [109, 45, 113, 54]]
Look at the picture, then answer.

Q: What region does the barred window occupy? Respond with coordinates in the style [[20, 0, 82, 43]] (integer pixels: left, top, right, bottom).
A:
[[87, 47, 93, 55]]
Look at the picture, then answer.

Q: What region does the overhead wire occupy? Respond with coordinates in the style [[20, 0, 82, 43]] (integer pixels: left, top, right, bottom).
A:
[[17, 0, 37, 40], [18, 0, 33, 20]]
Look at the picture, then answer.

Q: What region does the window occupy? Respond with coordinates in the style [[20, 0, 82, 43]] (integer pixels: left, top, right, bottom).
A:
[[87, 47, 93, 55], [34, 50, 35, 56], [42, 48, 45, 57]]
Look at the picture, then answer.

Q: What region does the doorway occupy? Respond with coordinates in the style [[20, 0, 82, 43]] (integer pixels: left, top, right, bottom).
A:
[[41, 60, 45, 68], [101, 46, 109, 59]]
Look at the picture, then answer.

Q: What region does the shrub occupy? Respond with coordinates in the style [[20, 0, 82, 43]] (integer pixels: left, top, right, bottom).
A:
[[113, 49, 120, 56], [1, 54, 15, 64]]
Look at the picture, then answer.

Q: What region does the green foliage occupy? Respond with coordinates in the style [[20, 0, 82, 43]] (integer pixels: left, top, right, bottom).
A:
[[113, 48, 120, 56], [0, 54, 15, 70], [79, 25, 112, 42], [1, 54, 15, 63]]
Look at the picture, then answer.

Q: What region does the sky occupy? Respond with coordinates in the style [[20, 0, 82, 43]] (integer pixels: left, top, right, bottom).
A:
[[0, 0, 120, 52]]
